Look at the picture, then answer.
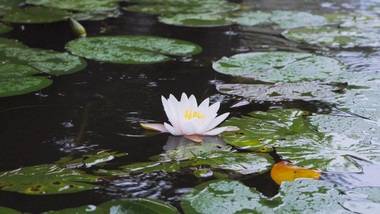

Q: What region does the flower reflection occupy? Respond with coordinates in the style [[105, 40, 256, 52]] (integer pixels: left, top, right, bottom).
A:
[[163, 136, 227, 151], [141, 93, 238, 142]]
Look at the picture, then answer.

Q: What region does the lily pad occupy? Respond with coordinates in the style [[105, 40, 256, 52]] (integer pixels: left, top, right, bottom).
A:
[[122, 139, 272, 176], [0, 151, 124, 194], [324, 13, 380, 29], [282, 26, 380, 47], [0, 23, 12, 34], [0, 76, 53, 97], [124, 2, 240, 16], [216, 82, 346, 101], [0, 0, 23, 16], [159, 13, 233, 27], [26, 0, 120, 11], [43, 198, 179, 214], [182, 179, 358, 213], [2, 6, 72, 24], [65, 36, 202, 64], [0, 206, 21, 214], [0, 38, 87, 75], [212, 52, 346, 82], [227, 11, 272, 26], [129, 0, 227, 3], [270, 10, 327, 29]]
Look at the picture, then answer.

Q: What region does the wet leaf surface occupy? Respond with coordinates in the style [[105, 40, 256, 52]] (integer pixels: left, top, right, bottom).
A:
[[282, 26, 380, 47], [0, 76, 53, 97], [26, 0, 120, 11], [212, 52, 346, 82], [0, 23, 12, 34], [159, 13, 233, 27], [0, 38, 87, 75], [0, 151, 124, 194], [3, 6, 72, 23], [216, 82, 345, 101], [0, 0, 23, 16], [65, 36, 202, 64]]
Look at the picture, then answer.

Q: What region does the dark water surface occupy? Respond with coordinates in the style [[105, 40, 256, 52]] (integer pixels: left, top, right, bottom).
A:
[[1, 0, 379, 213]]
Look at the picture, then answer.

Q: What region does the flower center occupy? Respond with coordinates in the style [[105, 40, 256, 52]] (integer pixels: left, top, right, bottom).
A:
[[184, 110, 205, 120]]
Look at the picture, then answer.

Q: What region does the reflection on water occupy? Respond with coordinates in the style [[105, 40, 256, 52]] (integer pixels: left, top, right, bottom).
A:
[[163, 136, 227, 151]]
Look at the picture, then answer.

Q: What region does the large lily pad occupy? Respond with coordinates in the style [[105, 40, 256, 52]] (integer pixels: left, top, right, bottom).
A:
[[282, 26, 380, 47], [65, 36, 202, 64], [270, 10, 327, 29], [0, 151, 124, 194], [216, 82, 346, 101], [26, 0, 120, 11], [212, 52, 346, 82], [182, 178, 370, 213], [43, 198, 179, 214], [2, 6, 72, 23], [0, 23, 12, 34], [0, 38, 87, 75]]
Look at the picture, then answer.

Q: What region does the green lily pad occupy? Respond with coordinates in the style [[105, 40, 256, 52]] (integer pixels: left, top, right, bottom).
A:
[[324, 13, 380, 29], [122, 139, 272, 176], [124, 2, 240, 16], [65, 36, 202, 64], [0, 23, 12, 34], [216, 82, 346, 101], [43, 198, 179, 214], [182, 178, 379, 213], [159, 13, 233, 27], [129, 0, 227, 3], [227, 11, 272, 26], [0, 63, 41, 77], [0, 38, 87, 75], [26, 0, 120, 11], [270, 10, 327, 29], [212, 52, 346, 82], [0, 206, 21, 214], [282, 26, 380, 47], [0, 151, 124, 194], [0, 0, 23, 16], [0, 76, 53, 97], [221, 109, 321, 150], [2, 6, 72, 24]]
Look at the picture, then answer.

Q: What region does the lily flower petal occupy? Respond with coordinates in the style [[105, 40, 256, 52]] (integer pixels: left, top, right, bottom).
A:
[[204, 126, 229, 136], [164, 122, 182, 136], [140, 123, 168, 132]]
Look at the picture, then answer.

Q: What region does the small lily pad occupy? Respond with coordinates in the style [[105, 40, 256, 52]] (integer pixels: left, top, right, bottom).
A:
[[43, 198, 179, 214], [159, 13, 233, 27], [124, 2, 240, 15], [212, 52, 346, 82], [216, 82, 346, 101], [282, 26, 380, 47], [2, 6, 72, 23], [270, 10, 327, 29], [65, 36, 202, 64], [0, 23, 12, 34], [0, 38, 87, 75], [26, 0, 120, 11], [0, 76, 53, 97]]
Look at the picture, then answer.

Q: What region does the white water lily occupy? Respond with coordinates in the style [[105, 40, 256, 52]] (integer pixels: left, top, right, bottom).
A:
[[141, 93, 237, 142]]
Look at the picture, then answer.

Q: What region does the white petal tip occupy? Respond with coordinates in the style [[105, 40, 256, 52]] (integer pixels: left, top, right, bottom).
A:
[[140, 123, 168, 132]]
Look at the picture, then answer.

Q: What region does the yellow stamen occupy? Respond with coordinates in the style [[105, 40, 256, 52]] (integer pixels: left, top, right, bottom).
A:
[[185, 110, 205, 120]]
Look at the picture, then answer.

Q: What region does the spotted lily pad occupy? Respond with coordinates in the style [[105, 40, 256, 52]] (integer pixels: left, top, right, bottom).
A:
[[0, 76, 53, 97], [43, 198, 179, 214], [2, 6, 72, 23], [0, 38, 87, 75], [26, 0, 120, 11], [270, 10, 327, 29], [282, 26, 380, 47], [212, 52, 346, 82], [324, 13, 380, 29], [65, 36, 202, 64], [0, 151, 124, 194], [0, 23, 12, 34], [216, 82, 346, 101]]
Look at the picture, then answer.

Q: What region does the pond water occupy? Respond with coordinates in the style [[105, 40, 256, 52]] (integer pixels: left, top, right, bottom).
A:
[[1, 0, 380, 213]]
